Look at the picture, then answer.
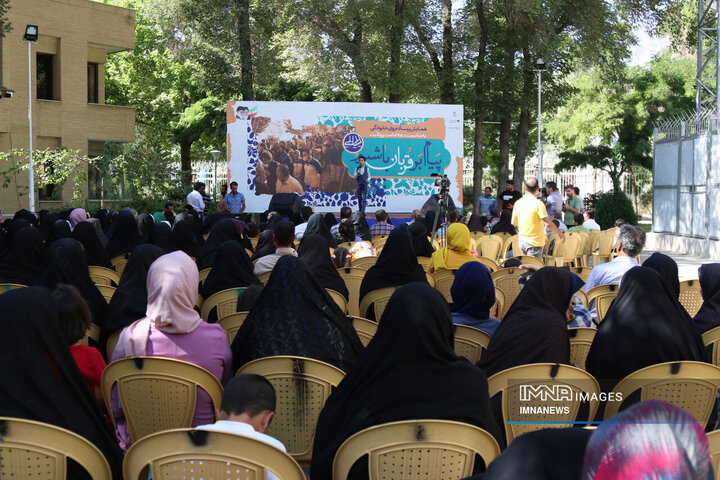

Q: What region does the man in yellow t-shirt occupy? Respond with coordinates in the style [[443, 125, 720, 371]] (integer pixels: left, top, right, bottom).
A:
[[511, 177, 565, 259]]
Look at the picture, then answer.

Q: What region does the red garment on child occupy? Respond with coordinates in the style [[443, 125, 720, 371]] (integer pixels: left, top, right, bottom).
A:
[[69, 345, 106, 390]]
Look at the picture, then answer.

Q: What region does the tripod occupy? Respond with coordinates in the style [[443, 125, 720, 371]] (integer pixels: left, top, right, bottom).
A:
[[430, 186, 451, 249]]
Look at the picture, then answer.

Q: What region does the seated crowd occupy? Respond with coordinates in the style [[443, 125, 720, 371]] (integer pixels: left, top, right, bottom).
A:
[[0, 197, 718, 480]]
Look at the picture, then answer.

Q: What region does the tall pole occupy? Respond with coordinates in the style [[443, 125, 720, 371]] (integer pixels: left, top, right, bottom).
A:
[[537, 69, 543, 187], [27, 42, 35, 213]]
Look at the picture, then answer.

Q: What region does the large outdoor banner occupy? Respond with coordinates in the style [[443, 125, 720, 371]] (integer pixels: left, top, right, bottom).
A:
[[226, 101, 464, 213]]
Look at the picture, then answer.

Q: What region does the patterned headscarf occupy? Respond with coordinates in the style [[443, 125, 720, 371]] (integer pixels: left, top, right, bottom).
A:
[[583, 400, 713, 480]]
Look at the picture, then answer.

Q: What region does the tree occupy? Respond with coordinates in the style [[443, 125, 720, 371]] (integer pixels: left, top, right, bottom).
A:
[[547, 52, 696, 176], [171, 97, 227, 184], [0, 0, 11, 38], [555, 145, 625, 193]]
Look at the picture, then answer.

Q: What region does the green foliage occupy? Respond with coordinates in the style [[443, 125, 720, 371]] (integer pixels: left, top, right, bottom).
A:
[[0, 148, 94, 205], [0, 0, 11, 38], [555, 145, 625, 193], [100, 139, 185, 203], [593, 190, 638, 229]]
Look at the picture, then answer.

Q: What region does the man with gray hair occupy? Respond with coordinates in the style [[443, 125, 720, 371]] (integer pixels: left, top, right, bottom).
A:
[[583, 223, 646, 321]]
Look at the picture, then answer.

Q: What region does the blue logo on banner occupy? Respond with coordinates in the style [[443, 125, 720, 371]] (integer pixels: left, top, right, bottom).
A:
[[343, 133, 364, 154]]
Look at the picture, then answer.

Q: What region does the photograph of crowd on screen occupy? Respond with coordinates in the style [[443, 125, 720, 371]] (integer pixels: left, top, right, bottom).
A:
[[253, 120, 355, 196]]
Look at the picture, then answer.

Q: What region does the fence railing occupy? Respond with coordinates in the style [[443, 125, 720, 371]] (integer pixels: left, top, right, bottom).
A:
[[653, 108, 719, 141]]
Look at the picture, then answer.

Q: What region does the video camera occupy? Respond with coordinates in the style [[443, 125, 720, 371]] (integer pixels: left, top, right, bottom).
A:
[[431, 173, 451, 191]]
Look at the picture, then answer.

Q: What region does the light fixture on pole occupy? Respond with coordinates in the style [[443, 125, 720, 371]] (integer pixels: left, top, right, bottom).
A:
[[210, 149, 221, 202], [534, 58, 547, 188], [22, 25, 39, 213]]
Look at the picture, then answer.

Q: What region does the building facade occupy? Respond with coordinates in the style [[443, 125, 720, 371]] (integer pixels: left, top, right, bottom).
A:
[[0, 0, 135, 214]]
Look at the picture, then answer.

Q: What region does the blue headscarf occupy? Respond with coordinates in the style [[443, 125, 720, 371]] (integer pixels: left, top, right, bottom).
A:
[[569, 272, 585, 305], [450, 262, 495, 320]]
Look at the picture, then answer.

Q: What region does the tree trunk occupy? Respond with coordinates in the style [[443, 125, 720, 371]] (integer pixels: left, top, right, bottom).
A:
[[440, 0, 454, 104], [237, 0, 254, 100], [180, 139, 193, 186], [359, 80, 373, 102], [498, 113, 511, 186], [388, 0, 405, 103], [473, 117, 485, 201], [472, 0, 488, 199], [513, 108, 530, 186]]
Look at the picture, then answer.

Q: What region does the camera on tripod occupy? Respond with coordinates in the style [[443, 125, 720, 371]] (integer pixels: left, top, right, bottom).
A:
[[431, 173, 451, 191]]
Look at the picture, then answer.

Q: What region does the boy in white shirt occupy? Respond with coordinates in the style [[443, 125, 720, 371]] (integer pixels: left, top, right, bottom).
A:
[[198, 374, 286, 480]]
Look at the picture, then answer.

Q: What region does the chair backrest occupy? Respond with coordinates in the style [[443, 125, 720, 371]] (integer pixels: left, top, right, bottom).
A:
[[351, 316, 378, 347], [574, 289, 588, 307], [359, 287, 397, 321], [507, 255, 544, 268], [706, 430, 720, 480], [453, 325, 492, 363], [568, 266, 593, 282], [200, 287, 246, 322], [490, 268, 522, 319], [88, 266, 120, 287], [79, 323, 102, 346], [110, 254, 130, 276], [95, 284, 116, 303], [568, 327, 596, 370], [478, 235, 504, 261], [501, 234, 520, 260], [493, 288, 506, 320], [198, 267, 211, 285], [476, 256, 499, 272], [703, 326, 720, 367], [327, 288, 348, 314], [551, 234, 581, 265], [679, 279, 704, 317], [333, 419, 500, 480], [123, 428, 305, 480], [257, 270, 272, 285], [101, 356, 224, 443], [338, 241, 355, 249], [585, 284, 620, 322], [487, 363, 601, 443], [237, 355, 345, 464], [106, 329, 121, 359], [0, 283, 27, 295], [425, 271, 436, 287], [352, 256, 379, 270], [432, 268, 457, 303], [338, 267, 366, 317], [543, 233, 557, 257], [603, 361, 720, 426], [0, 417, 112, 480], [470, 231, 487, 241], [416, 256, 432, 269], [587, 229, 603, 252], [596, 233, 615, 256], [371, 235, 389, 245], [218, 311, 250, 344]]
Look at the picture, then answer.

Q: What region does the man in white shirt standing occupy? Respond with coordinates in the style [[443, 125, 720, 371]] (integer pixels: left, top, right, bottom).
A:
[[583, 223, 646, 320], [254, 221, 298, 275], [197, 374, 286, 480], [186, 182, 206, 213]]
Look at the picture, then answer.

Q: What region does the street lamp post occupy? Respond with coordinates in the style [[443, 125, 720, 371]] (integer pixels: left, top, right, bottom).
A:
[[210, 149, 221, 202], [534, 58, 547, 187], [22, 25, 39, 212]]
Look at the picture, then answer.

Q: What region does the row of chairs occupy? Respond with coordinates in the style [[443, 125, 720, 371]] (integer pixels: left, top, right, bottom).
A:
[[74, 352, 720, 478], [0, 415, 502, 480], [8, 409, 720, 480]]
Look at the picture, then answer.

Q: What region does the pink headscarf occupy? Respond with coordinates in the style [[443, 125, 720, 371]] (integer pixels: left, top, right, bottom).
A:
[[113, 251, 203, 357], [69, 208, 87, 229]]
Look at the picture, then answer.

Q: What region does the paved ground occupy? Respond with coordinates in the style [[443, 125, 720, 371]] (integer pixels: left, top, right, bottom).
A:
[[642, 248, 711, 281]]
